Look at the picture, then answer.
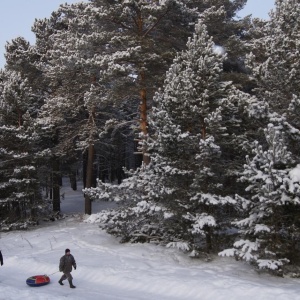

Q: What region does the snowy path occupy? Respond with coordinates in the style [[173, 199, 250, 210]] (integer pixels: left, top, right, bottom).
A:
[[59, 177, 117, 214], [1, 180, 300, 299]]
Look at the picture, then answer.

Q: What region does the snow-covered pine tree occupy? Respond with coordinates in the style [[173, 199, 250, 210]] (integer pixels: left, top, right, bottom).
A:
[[84, 165, 168, 243], [30, 0, 249, 214], [250, 1, 300, 265], [4, 34, 64, 213], [145, 19, 241, 254], [219, 124, 300, 274], [85, 18, 255, 253], [65, 0, 248, 165], [0, 70, 44, 228], [219, 0, 300, 273], [246, 0, 300, 161], [31, 3, 117, 214]]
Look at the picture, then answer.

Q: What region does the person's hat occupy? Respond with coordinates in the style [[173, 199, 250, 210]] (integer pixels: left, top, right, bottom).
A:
[[65, 248, 70, 253]]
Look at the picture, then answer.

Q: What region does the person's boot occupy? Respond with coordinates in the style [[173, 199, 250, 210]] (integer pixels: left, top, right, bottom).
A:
[[58, 278, 64, 285], [68, 279, 76, 288]]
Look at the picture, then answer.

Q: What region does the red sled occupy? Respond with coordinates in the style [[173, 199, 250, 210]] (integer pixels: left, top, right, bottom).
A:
[[26, 275, 50, 287]]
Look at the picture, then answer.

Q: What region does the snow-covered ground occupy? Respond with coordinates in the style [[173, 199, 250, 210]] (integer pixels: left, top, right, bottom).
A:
[[1, 179, 300, 300]]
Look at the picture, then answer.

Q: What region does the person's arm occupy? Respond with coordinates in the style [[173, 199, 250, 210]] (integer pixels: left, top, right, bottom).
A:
[[72, 255, 77, 270], [0, 250, 3, 266], [59, 256, 64, 271]]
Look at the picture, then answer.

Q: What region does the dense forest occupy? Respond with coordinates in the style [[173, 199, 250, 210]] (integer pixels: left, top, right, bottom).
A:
[[1, 0, 300, 275]]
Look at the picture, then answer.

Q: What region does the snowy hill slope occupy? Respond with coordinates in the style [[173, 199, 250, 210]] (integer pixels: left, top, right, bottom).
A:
[[0, 179, 300, 300]]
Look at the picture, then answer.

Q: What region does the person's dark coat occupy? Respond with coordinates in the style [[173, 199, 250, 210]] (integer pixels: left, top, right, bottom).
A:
[[59, 254, 76, 273], [0, 250, 3, 266]]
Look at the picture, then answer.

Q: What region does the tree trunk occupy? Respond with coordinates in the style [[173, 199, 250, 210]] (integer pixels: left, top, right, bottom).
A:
[[139, 78, 150, 165], [83, 152, 87, 188], [205, 227, 212, 253], [137, 12, 150, 166], [85, 143, 94, 215], [84, 98, 97, 215], [69, 171, 77, 191], [52, 157, 61, 212]]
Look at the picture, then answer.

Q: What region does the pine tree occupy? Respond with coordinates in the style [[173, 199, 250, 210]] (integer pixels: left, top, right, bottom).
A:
[[220, 124, 300, 274], [59, 0, 249, 164], [4, 35, 62, 214], [219, 0, 300, 273], [30, 0, 248, 214], [246, 0, 300, 161], [31, 4, 113, 214], [86, 18, 254, 253], [0, 70, 44, 227], [145, 19, 242, 253]]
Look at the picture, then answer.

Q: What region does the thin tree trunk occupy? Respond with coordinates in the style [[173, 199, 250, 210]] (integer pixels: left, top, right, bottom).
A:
[[83, 152, 87, 188], [85, 143, 94, 215], [52, 157, 61, 212], [139, 77, 150, 165], [84, 102, 96, 215], [18, 109, 22, 127], [69, 172, 77, 191], [200, 116, 206, 140], [137, 12, 150, 165]]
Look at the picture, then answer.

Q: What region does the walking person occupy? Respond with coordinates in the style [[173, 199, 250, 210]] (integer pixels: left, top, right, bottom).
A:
[[58, 248, 77, 288], [0, 250, 3, 266]]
